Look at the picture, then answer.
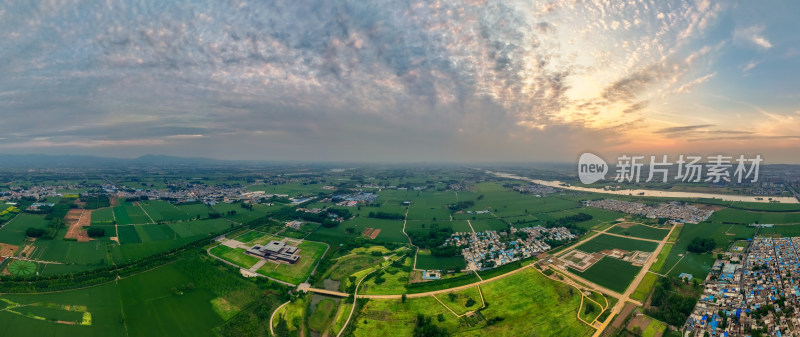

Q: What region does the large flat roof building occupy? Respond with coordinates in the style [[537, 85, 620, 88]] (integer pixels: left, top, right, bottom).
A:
[[245, 240, 300, 264]]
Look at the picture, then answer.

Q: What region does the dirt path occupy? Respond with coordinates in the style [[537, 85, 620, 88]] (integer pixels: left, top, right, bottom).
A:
[[64, 209, 91, 242]]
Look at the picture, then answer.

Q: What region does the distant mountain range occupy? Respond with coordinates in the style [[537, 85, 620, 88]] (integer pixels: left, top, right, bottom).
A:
[[0, 154, 249, 167]]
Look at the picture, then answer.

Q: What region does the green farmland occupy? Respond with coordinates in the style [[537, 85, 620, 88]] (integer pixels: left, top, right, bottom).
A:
[[569, 257, 641, 293], [576, 234, 659, 253]]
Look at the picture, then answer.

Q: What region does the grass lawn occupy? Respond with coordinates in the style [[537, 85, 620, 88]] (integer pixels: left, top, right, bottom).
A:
[[209, 245, 260, 269], [326, 254, 383, 281], [257, 241, 328, 284], [360, 257, 412, 295], [308, 298, 338, 332], [569, 257, 641, 293], [576, 234, 659, 253], [433, 286, 482, 315]]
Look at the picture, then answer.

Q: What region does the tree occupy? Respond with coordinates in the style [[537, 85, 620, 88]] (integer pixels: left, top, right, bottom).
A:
[[25, 228, 45, 238], [87, 227, 105, 237], [402, 293, 407, 303], [688, 238, 715, 253]]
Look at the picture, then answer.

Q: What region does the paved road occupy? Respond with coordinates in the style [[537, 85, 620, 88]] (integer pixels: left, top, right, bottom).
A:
[[589, 223, 677, 337]]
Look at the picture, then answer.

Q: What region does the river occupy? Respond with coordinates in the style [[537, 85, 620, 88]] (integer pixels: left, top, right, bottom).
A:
[[488, 171, 800, 204]]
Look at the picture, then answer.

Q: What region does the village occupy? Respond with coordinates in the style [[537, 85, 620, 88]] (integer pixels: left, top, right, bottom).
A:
[[685, 237, 800, 336], [445, 226, 576, 270], [585, 199, 714, 224]]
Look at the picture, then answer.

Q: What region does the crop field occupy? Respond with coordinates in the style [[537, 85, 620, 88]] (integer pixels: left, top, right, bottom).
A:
[[660, 222, 755, 279], [212, 203, 274, 223], [607, 224, 670, 241], [256, 240, 328, 284], [176, 203, 214, 219], [113, 205, 151, 225], [709, 209, 800, 225], [30, 239, 108, 266], [758, 224, 800, 237], [168, 218, 232, 238], [467, 219, 508, 231], [0, 282, 125, 336], [631, 272, 659, 302], [117, 226, 141, 244], [569, 257, 641, 293], [404, 220, 467, 233], [135, 224, 177, 242], [336, 217, 406, 242], [576, 234, 659, 253], [0, 213, 50, 245], [110, 237, 197, 264], [138, 200, 191, 222], [415, 249, 465, 270], [90, 208, 114, 225], [118, 264, 223, 337], [649, 243, 673, 273], [247, 182, 331, 196]]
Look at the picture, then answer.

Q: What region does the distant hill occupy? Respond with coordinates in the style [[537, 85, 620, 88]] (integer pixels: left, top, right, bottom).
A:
[[0, 153, 244, 167]]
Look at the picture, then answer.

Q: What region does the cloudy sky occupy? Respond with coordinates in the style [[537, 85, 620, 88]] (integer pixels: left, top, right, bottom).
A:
[[1, 0, 799, 163]]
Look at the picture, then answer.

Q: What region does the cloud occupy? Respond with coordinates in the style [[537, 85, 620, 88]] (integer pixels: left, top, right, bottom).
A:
[[733, 25, 772, 50], [676, 72, 715, 93], [655, 124, 715, 134], [740, 60, 761, 72], [0, 0, 752, 161]]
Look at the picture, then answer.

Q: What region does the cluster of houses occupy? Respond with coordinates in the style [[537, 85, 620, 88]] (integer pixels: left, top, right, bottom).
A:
[[585, 199, 713, 224], [685, 237, 800, 336], [0, 185, 75, 200], [445, 226, 575, 270], [331, 192, 377, 207], [511, 184, 558, 197]]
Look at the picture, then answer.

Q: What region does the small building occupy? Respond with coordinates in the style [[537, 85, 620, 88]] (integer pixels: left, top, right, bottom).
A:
[[246, 241, 300, 264]]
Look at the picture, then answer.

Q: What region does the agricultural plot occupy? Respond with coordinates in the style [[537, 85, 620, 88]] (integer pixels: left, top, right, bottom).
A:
[[660, 222, 755, 279], [0, 282, 125, 337], [569, 257, 641, 293], [631, 272, 659, 302], [0, 213, 50, 245], [649, 243, 673, 273], [350, 296, 463, 337], [337, 217, 406, 242], [168, 218, 233, 238], [414, 249, 466, 270], [138, 200, 191, 222], [113, 205, 151, 225], [90, 208, 114, 225], [212, 203, 273, 223], [118, 264, 223, 337], [708, 209, 800, 225], [176, 203, 214, 219], [134, 225, 177, 242], [30, 239, 109, 266], [256, 241, 328, 285], [607, 224, 670, 241], [468, 219, 508, 232], [117, 226, 142, 244], [758, 224, 800, 237], [576, 234, 658, 254]]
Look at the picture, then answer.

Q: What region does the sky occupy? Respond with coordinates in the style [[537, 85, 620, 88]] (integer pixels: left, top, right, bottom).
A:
[[1, 0, 799, 163]]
